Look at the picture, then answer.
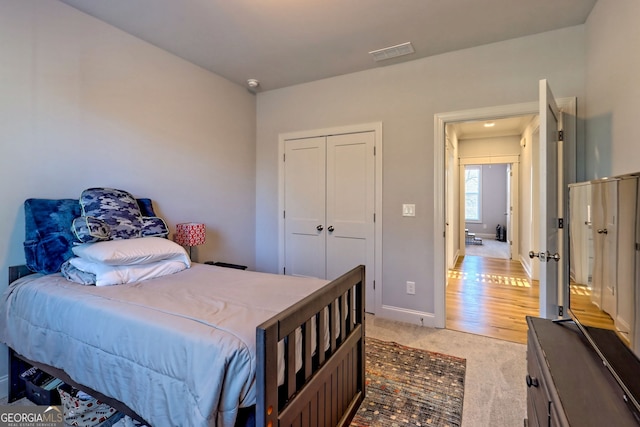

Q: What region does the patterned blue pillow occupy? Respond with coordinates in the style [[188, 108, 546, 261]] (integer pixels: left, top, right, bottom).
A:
[[141, 216, 169, 238], [71, 216, 111, 243], [79, 188, 144, 240]]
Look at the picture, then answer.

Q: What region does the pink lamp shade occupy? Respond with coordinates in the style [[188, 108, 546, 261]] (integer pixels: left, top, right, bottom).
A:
[[175, 222, 206, 247]]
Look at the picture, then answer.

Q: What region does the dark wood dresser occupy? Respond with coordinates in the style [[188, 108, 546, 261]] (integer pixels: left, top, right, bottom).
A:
[[526, 316, 639, 426]]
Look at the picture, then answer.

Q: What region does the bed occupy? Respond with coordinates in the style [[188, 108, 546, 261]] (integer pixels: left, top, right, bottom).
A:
[[1, 192, 365, 427]]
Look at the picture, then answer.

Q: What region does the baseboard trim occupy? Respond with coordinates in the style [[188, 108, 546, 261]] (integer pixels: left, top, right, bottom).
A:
[[378, 305, 437, 327], [520, 254, 533, 278]]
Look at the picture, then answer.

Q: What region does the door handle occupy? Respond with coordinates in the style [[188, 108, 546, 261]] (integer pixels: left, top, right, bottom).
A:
[[597, 228, 608, 234], [327, 226, 334, 232], [546, 251, 560, 262], [529, 251, 548, 262], [316, 225, 324, 232]]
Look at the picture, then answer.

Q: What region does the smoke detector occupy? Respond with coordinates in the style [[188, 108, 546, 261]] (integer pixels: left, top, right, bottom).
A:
[[369, 42, 415, 62], [247, 79, 260, 89]]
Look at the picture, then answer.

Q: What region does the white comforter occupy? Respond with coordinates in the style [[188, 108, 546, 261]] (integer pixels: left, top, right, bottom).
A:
[[0, 264, 329, 427]]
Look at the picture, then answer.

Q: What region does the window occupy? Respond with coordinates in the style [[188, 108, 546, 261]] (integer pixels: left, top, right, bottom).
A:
[[465, 165, 482, 222]]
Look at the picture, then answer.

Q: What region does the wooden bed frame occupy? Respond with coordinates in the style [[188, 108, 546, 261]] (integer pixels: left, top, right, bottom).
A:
[[7, 264, 366, 427]]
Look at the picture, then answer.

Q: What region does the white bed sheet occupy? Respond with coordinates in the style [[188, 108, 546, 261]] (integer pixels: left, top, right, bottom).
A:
[[0, 264, 330, 427]]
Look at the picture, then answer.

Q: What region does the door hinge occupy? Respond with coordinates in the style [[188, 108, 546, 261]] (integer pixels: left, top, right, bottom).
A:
[[283, 210, 286, 219], [373, 213, 376, 223], [374, 146, 376, 156], [283, 267, 286, 275], [373, 280, 376, 290], [558, 218, 564, 229], [558, 305, 564, 317], [283, 153, 286, 162], [558, 130, 564, 141]]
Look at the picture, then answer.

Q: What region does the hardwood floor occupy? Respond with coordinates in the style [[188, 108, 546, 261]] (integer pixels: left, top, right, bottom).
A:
[[446, 255, 539, 344]]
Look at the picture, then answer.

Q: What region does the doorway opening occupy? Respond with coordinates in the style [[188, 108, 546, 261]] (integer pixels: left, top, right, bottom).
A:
[[463, 163, 512, 260], [445, 115, 538, 343], [434, 93, 577, 338]]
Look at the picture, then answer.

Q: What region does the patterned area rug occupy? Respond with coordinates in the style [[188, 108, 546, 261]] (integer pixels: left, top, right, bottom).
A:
[[351, 338, 466, 427]]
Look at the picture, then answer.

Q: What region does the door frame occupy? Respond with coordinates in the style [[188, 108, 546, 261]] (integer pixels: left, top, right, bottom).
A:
[[434, 99, 576, 328], [277, 122, 383, 314]]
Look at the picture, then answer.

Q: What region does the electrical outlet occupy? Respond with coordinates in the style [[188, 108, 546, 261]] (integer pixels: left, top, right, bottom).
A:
[[406, 281, 416, 295]]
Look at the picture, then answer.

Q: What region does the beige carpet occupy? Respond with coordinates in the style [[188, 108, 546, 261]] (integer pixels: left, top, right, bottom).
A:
[[366, 315, 527, 427]]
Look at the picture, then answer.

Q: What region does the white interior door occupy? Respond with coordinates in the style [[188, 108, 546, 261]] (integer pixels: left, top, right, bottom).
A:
[[284, 137, 326, 278], [602, 180, 618, 319], [591, 182, 605, 308], [326, 132, 375, 310], [283, 131, 376, 311], [537, 79, 562, 319]]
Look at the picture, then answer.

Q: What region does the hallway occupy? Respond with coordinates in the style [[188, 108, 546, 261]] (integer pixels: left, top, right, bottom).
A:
[[446, 255, 539, 344]]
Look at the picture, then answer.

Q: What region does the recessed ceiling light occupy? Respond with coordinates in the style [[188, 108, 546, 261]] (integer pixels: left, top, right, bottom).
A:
[[484, 121, 495, 127]]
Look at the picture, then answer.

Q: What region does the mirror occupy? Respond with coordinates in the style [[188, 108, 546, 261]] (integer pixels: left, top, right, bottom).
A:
[[568, 174, 639, 355]]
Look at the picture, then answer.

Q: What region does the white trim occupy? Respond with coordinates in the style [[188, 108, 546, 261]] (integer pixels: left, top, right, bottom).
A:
[[278, 122, 383, 315], [379, 305, 436, 327], [459, 155, 520, 165], [434, 98, 577, 328]]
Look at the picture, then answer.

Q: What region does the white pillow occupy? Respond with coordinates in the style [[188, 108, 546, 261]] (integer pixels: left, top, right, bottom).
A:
[[72, 237, 190, 266], [69, 257, 188, 286]]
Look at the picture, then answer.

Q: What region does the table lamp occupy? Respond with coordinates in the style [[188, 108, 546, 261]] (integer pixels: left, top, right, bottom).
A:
[[175, 222, 206, 261]]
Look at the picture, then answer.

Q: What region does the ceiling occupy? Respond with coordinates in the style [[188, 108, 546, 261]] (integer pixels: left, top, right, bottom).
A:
[[58, 0, 597, 91], [452, 115, 536, 140]]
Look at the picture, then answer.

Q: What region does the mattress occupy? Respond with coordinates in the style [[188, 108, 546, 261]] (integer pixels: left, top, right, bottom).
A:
[[0, 263, 329, 427]]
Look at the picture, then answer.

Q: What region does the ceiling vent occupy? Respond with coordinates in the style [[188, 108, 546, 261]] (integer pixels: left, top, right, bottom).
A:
[[369, 42, 415, 62]]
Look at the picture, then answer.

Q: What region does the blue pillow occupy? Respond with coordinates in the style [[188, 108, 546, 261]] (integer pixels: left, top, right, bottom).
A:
[[78, 188, 144, 240], [24, 199, 80, 275], [71, 216, 111, 243], [23, 196, 163, 275]]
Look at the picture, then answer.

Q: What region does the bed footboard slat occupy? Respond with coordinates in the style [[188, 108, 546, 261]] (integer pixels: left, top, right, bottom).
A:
[[304, 319, 313, 381], [257, 265, 365, 427]]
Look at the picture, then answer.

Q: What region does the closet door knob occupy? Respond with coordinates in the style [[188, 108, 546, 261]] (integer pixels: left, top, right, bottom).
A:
[[328, 226, 334, 232], [316, 225, 324, 232]]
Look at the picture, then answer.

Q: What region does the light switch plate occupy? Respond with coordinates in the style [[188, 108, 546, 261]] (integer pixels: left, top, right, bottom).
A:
[[402, 204, 415, 217]]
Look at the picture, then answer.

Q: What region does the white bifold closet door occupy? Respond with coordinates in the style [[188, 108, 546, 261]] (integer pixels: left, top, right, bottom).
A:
[[284, 132, 375, 289]]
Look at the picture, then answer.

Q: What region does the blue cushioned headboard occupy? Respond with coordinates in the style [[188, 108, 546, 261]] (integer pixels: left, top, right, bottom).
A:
[[23, 198, 157, 275]]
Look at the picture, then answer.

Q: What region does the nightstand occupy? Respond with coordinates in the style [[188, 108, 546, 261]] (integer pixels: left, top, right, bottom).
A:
[[204, 261, 247, 270]]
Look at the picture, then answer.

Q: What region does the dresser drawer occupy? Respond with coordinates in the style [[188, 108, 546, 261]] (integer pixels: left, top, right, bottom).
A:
[[527, 337, 553, 426]]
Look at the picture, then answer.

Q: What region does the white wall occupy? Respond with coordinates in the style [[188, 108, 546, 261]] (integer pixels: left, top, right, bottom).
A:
[[0, 0, 258, 386], [256, 26, 586, 321], [0, 0, 257, 278], [585, 0, 640, 179]]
